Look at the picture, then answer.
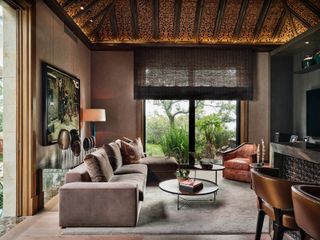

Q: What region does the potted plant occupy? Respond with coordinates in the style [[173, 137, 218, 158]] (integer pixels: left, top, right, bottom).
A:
[[176, 168, 190, 182]]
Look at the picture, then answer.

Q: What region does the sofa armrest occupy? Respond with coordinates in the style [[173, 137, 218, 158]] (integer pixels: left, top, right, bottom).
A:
[[59, 182, 139, 227]]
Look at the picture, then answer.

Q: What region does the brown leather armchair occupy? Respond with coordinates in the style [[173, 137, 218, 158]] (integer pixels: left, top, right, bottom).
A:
[[251, 168, 299, 240], [222, 142, 257, 183], [291, 185, 320, 240]]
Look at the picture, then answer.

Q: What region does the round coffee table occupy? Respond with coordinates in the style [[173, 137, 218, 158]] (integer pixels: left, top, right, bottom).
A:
[[159, 178, 219, 210]]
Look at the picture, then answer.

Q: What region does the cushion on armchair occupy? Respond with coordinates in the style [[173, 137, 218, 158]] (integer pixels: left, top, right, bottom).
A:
[[224, 158, 251, 171]]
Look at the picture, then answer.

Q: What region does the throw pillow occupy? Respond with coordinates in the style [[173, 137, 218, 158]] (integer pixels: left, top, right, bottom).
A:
[[103, 142, 123, 171], [84, 148, 114, 181], [83, 155, 107, 182], [120, 140, 141, 164], [133, 137, 145, 158]]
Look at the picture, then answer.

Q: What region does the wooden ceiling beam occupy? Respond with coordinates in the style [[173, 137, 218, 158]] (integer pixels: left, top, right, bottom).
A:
[[90, 2, 115, 40], [81, 3, 111, 29], [72, 1, 98, 19], [272, 9, 286, 39], [110, 7, 119, 38], [152, 0, 159, 39], [173, 0, 182, 37], [286, 3, 312, 28], [300, 0, 320, 18], [193, 0, 204, 39], [130, 0, 139, 39], [233, 0, 249, 37], [214, 0, 227, 36], [62, 0, 75, 8], [253, 0, 272, 38]]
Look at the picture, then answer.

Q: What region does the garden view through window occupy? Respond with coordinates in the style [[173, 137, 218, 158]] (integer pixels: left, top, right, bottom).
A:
[[145, 100, 238, 164]]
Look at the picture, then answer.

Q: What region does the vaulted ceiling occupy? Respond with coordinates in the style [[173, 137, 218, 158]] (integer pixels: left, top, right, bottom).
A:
[[53, 0, 320, 46]]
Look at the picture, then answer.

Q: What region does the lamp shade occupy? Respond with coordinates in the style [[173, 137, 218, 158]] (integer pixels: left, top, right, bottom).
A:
[[82, 109, 106, 122]]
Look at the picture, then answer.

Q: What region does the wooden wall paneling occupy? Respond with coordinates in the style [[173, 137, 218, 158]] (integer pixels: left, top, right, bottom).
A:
[[240, 101, 249, 143]]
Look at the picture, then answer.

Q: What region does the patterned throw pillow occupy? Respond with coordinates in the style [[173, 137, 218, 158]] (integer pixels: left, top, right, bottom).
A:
[[103, 142, 123, 171], [120, 140, 141, 164], [84, 148, 114, 181], [83, 155, 107, 182]]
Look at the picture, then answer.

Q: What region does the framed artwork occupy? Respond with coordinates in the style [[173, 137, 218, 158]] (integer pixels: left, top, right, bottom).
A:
[[42, 62, 80, 146]]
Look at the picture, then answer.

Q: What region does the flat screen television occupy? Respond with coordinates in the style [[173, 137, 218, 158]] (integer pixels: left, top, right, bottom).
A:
[[307, 88, 320, 138]]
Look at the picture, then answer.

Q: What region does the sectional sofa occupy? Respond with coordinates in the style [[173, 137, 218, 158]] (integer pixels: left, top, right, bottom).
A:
[[59, 139, 178, 227]]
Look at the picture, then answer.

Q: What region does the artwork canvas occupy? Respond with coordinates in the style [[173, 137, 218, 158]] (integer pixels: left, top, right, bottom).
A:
[[42, 62, 80, 146]]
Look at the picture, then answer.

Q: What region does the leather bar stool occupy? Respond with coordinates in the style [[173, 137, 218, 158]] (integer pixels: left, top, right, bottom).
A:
[[251, 167, 299, 240], [292, 185, 320, 240]]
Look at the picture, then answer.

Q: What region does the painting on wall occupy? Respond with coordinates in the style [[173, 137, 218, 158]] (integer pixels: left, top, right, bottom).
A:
[[42, 62, 80, 146]]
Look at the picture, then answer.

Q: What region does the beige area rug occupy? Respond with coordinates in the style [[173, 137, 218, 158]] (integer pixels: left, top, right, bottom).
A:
[[62, 171, 269, 235]]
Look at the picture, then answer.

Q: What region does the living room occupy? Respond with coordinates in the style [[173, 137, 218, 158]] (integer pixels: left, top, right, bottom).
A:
[[0, 0, 319, 240]]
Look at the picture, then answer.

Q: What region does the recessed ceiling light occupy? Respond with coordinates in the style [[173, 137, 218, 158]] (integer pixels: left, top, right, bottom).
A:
[[305, 41, 310, 45], [80, 5, 84, 10]]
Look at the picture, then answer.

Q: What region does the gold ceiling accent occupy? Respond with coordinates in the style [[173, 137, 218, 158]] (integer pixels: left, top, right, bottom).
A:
[[55, 0, 320, 45]]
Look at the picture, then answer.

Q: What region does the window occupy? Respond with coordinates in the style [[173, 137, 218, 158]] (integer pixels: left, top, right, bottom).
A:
[[145, 100, 239, 163]]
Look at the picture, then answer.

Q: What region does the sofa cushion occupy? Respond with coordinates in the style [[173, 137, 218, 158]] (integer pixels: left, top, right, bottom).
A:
[[139, 156, 178, 172], [103, 142, 123, 171], [224, 158, 250, 171], [114, 164, 148, 176], [109, 173, 146, 201], [83, 156, 107, 182], [120, 141, 141, 164], [85, 148, 114, 181]]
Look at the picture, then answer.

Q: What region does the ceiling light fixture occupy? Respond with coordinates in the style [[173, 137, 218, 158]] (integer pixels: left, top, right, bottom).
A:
[[80, 5, 84, 10], [305, 41, 310, 45]]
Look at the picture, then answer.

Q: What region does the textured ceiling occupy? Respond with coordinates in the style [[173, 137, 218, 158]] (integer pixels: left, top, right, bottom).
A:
[[55, 0, 320, 45]]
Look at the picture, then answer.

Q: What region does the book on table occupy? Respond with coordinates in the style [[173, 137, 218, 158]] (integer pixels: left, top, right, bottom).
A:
[[179, 179, 203, 193]]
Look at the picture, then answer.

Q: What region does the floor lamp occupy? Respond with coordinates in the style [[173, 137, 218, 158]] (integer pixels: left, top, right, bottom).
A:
[[82, 108, 106, 137]]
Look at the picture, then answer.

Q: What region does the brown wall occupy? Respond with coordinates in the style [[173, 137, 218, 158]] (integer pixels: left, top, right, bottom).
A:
[[91, 51, 141, 146], [35, 1, 91, 168], [248, 52, 270, 161]]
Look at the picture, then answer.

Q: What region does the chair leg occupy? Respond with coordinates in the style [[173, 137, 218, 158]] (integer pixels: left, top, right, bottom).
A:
[[273, 224, 284, 240], [255, 210, 265, 240]]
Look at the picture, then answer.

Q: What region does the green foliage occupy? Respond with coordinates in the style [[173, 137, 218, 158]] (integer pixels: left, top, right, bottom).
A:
[[160, 127, 189, 164], [146, 143, 164, 156], [196, 113, 235, 158], [145, 115, 169, 144]]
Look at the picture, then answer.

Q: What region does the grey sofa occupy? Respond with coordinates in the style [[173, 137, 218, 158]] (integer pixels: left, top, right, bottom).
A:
[[59, 140, 178, 228]]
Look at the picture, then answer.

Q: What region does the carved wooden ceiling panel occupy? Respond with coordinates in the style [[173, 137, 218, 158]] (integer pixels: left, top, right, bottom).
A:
[[55, 0, 320, 45]]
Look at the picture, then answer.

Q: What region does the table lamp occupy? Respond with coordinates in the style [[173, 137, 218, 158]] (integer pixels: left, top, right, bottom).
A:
[[82, 108, 106, 137]]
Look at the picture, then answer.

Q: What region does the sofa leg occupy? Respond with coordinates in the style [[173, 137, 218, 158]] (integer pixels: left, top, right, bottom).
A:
[[255, 209, 265, 240]]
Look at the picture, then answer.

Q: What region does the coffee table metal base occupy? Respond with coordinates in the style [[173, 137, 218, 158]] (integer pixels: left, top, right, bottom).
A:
[[176, 192, 217, 210]]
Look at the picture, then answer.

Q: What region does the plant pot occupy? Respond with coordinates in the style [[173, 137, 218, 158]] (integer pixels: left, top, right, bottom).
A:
[[177, 176, 189, 183]]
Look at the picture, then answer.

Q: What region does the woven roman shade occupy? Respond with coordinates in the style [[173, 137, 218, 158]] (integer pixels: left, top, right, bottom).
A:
[[134, 47, 254, 100]]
